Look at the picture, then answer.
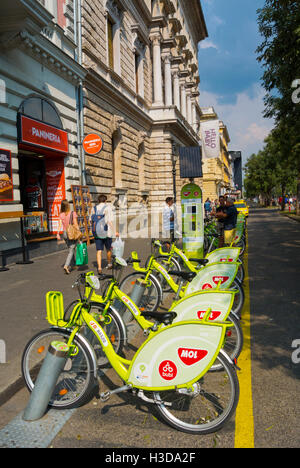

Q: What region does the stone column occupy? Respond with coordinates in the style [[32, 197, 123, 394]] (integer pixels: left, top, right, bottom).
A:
[[164, 55, 172, 106], [180, 82, 186, 118], [173, 70, 180, 110], [192, 101, 197, 132], [151, 35, 163, 106], [186, 92, 192, 125]]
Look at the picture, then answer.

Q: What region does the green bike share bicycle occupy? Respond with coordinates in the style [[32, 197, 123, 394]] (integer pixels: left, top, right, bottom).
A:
[[119, 245, 245, 319], [21, 267, 239, 434], [22, 256, 243, 394]]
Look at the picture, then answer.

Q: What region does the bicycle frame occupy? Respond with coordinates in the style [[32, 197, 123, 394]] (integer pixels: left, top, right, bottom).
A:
[[130, 251, 239, 300], [154, 241, 241, 273], [84, 273, 154, 331], [80, 270, 237, 344], [64, 303, 233, 392]]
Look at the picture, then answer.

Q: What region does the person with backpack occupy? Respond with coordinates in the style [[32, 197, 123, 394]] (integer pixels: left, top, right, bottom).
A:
[[92, 194, 119, 274]]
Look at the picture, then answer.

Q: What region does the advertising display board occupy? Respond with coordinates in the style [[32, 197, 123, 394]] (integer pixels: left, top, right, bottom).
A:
[[181, 182, 204, 259], [0, 148, 13, 202], [71, 185, 93, 245], [45, 159, 66, 234]]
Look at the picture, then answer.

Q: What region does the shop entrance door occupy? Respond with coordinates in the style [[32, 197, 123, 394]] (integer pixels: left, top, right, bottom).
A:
[[19, 155, 49, 235]]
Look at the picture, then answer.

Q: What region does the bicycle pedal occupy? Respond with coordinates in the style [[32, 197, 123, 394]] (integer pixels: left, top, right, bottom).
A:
[[100, 391, 111, 402]]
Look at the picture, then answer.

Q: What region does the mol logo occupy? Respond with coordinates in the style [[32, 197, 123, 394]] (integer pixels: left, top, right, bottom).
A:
[[197, 310, 222, 321], [212, 276, 229, 285], [178, 348, 208, 366]]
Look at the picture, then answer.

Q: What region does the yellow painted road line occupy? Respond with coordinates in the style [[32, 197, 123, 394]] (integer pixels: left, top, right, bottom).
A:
[[234, 235, 255, 448]]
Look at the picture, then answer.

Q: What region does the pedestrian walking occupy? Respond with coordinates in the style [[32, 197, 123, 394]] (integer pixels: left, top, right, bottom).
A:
[[56, 199, 81, 274], [91, 194, 119, 274], [204, 198, 212, 217]]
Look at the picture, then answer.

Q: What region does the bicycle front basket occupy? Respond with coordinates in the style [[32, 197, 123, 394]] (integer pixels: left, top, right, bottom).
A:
[[46, 291, 84, 328]]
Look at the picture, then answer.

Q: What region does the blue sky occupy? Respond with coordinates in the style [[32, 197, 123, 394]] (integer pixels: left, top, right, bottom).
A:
[[198, 0, 274, 165]]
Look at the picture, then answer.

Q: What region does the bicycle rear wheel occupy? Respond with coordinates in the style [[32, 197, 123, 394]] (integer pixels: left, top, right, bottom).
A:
[[229, 279, 245, 317], [21, 328, 96, 409], [154, 352, 239, 434], [210, 313, 243, 371]]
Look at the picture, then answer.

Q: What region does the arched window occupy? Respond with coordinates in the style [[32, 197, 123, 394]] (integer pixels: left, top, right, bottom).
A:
[[18, 96, 63, 129]]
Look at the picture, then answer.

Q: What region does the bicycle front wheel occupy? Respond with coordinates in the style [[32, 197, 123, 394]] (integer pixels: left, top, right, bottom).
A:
[[21, 328, 96, 409], [154, 352, 239, 434]]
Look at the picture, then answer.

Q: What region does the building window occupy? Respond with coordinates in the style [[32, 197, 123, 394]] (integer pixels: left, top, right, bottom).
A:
[[138, 144, 145, 191], [135, 53, 140, 94], [107, 17, 114, 69], [105, 1, 121, 75], [19, 96, 63, 128]]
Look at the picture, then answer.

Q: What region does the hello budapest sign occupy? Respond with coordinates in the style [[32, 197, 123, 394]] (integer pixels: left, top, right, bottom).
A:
[[200, 119, 220, 159]]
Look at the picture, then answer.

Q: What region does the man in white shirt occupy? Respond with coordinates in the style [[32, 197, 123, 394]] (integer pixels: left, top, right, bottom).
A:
[[163, 197, 177, 244]]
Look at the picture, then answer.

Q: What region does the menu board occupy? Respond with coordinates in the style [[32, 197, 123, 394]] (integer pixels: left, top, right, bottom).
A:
[[0, 149, 13, 202], [45, 158, 66, 234], [71, 185, 93, 245]]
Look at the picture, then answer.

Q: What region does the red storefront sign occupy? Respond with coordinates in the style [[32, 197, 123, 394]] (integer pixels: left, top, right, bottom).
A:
[[18, 115, 69, 155], [45, 159, 66, 234]]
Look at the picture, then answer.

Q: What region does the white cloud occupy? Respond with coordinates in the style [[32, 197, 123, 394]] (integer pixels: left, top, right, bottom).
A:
[[199, 40, 219, 50], [200, 84, 274, 165]]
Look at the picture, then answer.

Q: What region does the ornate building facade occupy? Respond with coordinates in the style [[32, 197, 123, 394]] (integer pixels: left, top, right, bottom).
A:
[[81, 0, 208, 213]]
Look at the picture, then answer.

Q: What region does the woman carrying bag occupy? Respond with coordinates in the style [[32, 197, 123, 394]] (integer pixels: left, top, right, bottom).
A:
[[57, 199, 82, 274]]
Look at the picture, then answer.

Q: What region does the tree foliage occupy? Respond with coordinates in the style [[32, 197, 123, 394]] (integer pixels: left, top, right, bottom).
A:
[[256, 0, 300, 212]]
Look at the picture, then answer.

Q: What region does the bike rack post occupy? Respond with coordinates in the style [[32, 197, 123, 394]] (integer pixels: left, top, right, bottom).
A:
[[122, 279, 147, 323], [0, 250, 9, 271], [23, 341, 69, 422]]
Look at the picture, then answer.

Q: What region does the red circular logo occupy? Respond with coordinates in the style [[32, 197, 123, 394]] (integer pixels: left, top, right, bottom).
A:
[[83, 133, 103, 155], [159, 360, 177, 381]]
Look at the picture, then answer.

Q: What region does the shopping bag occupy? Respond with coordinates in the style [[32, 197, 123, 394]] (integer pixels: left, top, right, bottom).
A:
[[76, 242, 88, 266], [112, 237, 124, 258]]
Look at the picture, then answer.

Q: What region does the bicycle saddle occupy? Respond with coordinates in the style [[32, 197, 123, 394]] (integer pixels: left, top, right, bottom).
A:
[[168, 270, 197, 281], [188, 258, 209, 265], [98, 273, 114, 280], [140, 310, 177, 325]]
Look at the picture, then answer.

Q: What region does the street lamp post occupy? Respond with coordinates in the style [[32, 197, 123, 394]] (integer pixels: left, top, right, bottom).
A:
[[171, 143, 179, 203]]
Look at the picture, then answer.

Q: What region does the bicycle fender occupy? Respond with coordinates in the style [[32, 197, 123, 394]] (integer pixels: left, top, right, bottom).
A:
[[109, 305, 128, 346], [149, 273, 163, 300]]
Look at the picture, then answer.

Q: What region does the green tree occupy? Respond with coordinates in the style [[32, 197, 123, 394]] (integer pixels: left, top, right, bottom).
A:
[[256, 0, 300, 213]]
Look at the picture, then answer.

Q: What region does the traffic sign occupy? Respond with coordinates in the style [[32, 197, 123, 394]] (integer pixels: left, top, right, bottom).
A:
[[82, 133, 103, 155]]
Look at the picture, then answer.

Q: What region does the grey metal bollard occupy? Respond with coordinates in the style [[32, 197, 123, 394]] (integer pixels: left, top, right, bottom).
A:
[[122, 280, 147, 323], [23, 341, 70, 422]]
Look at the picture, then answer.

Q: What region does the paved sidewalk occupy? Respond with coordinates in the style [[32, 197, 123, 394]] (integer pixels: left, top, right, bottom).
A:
[[0, 237, 153, 406]]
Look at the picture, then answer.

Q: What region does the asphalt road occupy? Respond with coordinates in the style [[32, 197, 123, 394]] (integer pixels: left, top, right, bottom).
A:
[[0, 208, 299, 449]]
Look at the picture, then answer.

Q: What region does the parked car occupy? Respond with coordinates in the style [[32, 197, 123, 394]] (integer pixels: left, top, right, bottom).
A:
[[234, 199, 249, 217]]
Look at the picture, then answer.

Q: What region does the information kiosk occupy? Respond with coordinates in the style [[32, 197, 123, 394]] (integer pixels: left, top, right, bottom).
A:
[[181, 182, 204, 259]]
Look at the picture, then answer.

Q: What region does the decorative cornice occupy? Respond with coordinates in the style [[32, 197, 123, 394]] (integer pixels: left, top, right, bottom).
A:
[[3, 29, 86, 84]]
